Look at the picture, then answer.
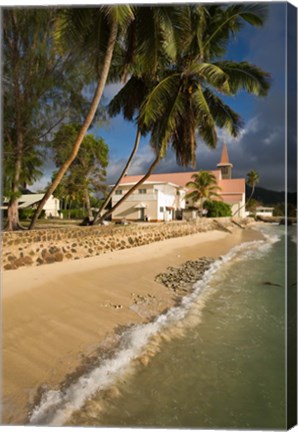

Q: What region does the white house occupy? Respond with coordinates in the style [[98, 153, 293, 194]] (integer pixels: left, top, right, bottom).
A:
[[112, 181, 186, 222], [110, 144, 246, 221], [19, 193, 60, 217], [255, 206, 274, 217], [3, 192, 60, 218]]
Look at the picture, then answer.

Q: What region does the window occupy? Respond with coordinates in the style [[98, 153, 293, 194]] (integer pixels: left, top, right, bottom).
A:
[[115, 190, 122, 195], [222, 167, 229, 175], [138, 189, 147, 194], [160, 206, 164, 212]]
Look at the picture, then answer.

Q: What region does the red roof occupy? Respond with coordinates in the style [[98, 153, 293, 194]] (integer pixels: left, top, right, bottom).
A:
[[217, 194, 243, 203], [120, 171, 244, 195], [218, 178, 245, 194]]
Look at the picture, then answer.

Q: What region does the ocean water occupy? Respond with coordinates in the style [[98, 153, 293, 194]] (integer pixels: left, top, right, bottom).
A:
[[30, 225, 293, 429]]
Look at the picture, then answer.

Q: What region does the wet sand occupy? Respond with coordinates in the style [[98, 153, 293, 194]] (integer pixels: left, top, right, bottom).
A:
[[2, 227, 263, 425]]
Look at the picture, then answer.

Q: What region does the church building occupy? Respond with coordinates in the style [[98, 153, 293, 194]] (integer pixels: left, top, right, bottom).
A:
[[110, 144, 246, 221]]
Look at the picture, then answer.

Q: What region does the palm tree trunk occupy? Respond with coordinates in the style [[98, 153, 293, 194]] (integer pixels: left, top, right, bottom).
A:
[[233, 186, 255, 217], [6, 125, 25, 230], [28, 19, 119, 230], [84, 187, 93, 222], [98, 153, 161, 223], [93, 128, 141, 225], [6, 43, 25, 231]]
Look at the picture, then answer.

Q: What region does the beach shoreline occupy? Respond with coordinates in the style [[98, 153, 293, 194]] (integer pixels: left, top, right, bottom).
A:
[[2, 225, 264, 425]]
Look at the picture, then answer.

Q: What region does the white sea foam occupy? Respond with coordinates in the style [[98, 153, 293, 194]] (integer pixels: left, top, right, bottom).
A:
[[29, 230, 280, 426]]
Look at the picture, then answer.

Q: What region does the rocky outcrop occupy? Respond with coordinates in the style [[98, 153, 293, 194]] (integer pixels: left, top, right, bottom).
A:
[[1, 218, 251, 270]]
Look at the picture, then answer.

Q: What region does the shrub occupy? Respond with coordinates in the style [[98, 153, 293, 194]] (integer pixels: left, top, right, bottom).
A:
[[19, 208, 46, 220], [203, 200, 232, 217], [19, 208, 35, 220], [60, 208, 87, 219]]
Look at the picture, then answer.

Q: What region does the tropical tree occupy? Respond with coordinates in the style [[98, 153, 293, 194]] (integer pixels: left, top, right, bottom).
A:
[[97, 4, 270, 223], [50, 124, 108, 222], [185, 171, 222, 214], [246, 198, 263, 214], [247, 169, 260, 198], [29, 6, 134, 229], [233, 169, 260, 216], [3, 8, 88, 230], [92, 6, 191, 224]]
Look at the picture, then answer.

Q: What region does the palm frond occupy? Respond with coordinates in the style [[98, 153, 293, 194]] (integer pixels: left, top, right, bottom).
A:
[[149, 81, 186, 158], [203, 88, 243, 137], [215, 61, 271, 97], [108, 76, 150, 122], [193, 84, 217, 149], [103, 5, 135, 28], [201, 4, 268, 59], [188, 62, 230, 93], [139, 73, 181, 127]]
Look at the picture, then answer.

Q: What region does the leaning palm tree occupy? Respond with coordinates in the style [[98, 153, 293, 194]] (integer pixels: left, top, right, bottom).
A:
[[233, 169, 260, 216], [29, 6, 134, 229], [247, 170, 260, 196], [92, 6, 191, 224], [96, 4, 271, 223], [185, 171, 222, 215]]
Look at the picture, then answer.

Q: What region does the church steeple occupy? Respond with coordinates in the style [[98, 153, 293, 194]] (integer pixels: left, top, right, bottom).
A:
[[217, 143, 233, 179]]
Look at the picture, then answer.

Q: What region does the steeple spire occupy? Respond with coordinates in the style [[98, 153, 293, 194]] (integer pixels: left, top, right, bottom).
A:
[[217, 143, 233, 179]]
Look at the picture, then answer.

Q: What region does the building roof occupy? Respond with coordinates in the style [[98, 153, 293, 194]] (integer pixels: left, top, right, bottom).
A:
[[119, 172, 245, 195], [119, 171, 221, 188], [218, 194, 244, 203], [18, 194, 45, 208], [218, 178, 245, 194], [117, 180, 182, 189], [217, 143, 233, 167]]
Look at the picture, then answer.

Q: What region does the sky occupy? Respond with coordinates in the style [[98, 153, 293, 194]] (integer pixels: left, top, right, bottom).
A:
[[33, 2, 297, 193]]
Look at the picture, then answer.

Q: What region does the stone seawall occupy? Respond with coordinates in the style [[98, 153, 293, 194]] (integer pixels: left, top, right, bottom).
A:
[[1, 218, 251, 270]]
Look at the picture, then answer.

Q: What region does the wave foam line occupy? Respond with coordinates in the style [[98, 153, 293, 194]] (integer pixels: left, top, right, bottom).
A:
[[29, 231, 280, 426]]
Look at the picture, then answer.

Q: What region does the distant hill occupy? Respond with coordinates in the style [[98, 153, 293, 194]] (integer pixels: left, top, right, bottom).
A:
[[247, 185, 297, 206]]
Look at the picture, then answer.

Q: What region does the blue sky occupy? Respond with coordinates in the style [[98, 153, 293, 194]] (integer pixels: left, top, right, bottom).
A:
[[35, 3, 296, 193]]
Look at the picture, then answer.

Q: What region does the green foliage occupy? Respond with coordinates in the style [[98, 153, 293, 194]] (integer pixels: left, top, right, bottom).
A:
[[19, 208, 46, 220], [185, 171, 221, 208], [246, 169, 260, 189], [136, 4, 270, 167], [246, 198, 263, 213], [203, 200, 232, 217], [60, 208, 88, 220], [272, 202, 296, 217], [3, 8, 90, 223], [273, 203, 285, 217], [50, 123, 109, 210]]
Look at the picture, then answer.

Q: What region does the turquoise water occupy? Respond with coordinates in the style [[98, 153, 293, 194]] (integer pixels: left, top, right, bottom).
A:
[[30, 225, 291, 429]]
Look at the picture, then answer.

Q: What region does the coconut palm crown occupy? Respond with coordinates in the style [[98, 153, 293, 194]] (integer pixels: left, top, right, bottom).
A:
[[139, 4, 271, 168], [185, 171, 222, 211]]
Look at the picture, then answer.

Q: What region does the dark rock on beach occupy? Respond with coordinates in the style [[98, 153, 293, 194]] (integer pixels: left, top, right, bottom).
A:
[[155, 257, 215, 296]]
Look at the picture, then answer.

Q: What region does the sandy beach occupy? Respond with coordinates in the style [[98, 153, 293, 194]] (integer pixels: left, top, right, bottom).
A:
[[2, 226, 263, 425]]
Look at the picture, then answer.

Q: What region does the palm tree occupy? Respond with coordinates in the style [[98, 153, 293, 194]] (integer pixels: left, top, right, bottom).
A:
[[233, 169, 260, 216], [92, 6, 190, 224], [185, 171, 222, 215], [29, 6, 134, 229], [138, 4, 269, 160], [96, 4, 270, 223], [92, 76, 151, 225]]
